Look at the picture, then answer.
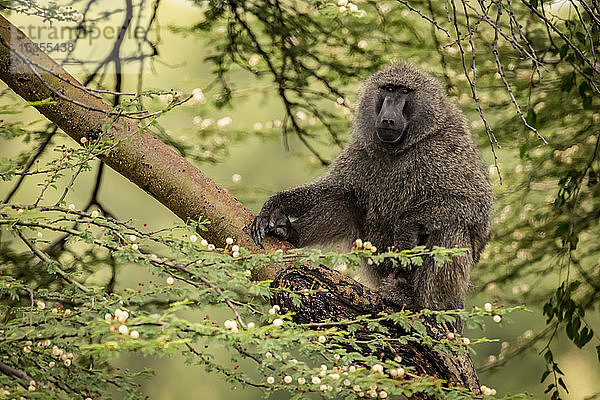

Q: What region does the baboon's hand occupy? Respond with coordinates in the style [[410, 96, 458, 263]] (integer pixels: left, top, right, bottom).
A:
[[251, 207, 293, 246]]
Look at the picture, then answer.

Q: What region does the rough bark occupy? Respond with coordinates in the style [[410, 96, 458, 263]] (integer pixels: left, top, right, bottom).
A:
[[0, 15, 480, 394], [272, 265, 481, 396]]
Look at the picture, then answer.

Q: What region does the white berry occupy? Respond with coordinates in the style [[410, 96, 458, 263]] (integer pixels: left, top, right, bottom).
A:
[[371, 364, 383, 374], [117, 310, 129, 323], [166, 276, 175, 285]]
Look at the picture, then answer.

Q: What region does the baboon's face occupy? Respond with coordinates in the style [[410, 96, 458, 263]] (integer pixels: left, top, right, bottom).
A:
[[354, 63, 446, 153], [374, 84, 414, 147]]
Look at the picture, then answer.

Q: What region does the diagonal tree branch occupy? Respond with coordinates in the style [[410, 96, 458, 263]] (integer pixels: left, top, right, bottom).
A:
[[0, 14, 285, 279]]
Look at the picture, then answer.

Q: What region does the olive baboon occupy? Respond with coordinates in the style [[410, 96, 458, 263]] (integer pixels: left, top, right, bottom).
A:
[[251, 62, 493, 311]]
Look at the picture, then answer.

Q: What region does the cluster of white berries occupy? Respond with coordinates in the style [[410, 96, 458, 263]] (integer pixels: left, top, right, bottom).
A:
[[445, 331, 471, 345], [266, 304, 284, 326], [224, 319, 239, 333], [337, 0, 359, 13], [191, 88, 206, 105], [353, 238, 377, 253], [268, 304, 280, 315], [105, 309, 139, 339], [36, 301, 72, 316], [50, 345, 75, 366], [23, 338, 50, 356], [125, 233, 137, 251], [480, 384, 497, 396], [189, 236, 220, 253], [221, 237, 241, 258], [371, 364, 384, 374], [193, 116, 216, 129], [265, 362, 400, 395], [484, 302, 502, 323], [217, 117, 233, 128], [253, 118, 308, 132]]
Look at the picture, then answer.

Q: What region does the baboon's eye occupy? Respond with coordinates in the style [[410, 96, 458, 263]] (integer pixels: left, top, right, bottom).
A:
[[400, 87, 410, 94], [382, 85, 395, 92]]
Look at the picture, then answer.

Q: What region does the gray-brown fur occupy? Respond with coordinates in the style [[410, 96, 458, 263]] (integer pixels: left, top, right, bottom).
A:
[[252, 62, 493, 312]]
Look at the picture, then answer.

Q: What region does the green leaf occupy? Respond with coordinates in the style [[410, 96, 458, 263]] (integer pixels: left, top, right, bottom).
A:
[[561, 72, 576, 92], [519, 143, 528, 159], [558, 377, 568, 392], [525, 109, 537, 128], [540, 370, 550, 383]]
